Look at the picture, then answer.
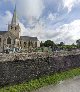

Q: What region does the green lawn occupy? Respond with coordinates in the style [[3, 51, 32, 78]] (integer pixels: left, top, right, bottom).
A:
[[0, 68, 80, 92]]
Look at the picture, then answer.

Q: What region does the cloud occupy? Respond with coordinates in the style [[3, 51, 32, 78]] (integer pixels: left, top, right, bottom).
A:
[[63, 0, 80, 12], [61, 19, 80, 40], [19, 19, 80, 44], [48, 13, 56, 21], [16, 0, 44, 24], [0, 11, 12, 31], [3, 0, 15, 3], [53, 19, 80, 44], [2, 0, 45, 23]]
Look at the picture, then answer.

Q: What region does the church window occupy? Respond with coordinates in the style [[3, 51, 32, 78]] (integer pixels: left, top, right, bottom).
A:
[[20, 41, 21, 44], [31, 41, 33, 47], [11, 26, 13, 29], [28, 41, 30, 47], [15, 27, 17, 30], [24, 42, 26, 45], [14, 40, 15, 44], [17, 43, 19, 46], [7, 37, 11, 44], [35, 42, 37, 47], [24, 42, 26, 47], [0, 38, 1, 42]]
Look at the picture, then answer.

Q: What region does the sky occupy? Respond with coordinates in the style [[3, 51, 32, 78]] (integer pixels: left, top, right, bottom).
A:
[[0, 0, 80, 44]]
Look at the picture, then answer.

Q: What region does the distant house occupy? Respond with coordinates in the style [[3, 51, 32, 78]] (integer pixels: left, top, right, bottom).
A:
[[0, 7, 40, 52]]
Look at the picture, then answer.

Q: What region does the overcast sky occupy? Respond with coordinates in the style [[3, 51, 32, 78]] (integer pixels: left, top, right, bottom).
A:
[[0, 0, 80, 44]]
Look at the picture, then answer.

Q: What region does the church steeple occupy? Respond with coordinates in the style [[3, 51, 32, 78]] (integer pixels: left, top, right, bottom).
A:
[[8, 5, 21, 39], [11, 5, 18, 25]]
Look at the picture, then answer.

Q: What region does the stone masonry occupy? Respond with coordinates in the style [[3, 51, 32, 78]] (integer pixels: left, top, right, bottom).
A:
[[0, 52, 80, 86]]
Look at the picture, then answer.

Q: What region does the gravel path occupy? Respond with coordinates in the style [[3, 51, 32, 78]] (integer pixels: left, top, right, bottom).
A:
[[32, 76, 80, 92]]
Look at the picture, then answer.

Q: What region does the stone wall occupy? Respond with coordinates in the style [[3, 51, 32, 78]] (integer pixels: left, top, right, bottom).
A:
[[0, 53, 80, 86], [1, 49, 80, 62]]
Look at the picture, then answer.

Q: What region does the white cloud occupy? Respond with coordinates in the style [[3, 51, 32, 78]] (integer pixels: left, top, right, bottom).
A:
[[61, 20, 80, 41], [53, 19, 80, 44], [0, 11, 12, 31], [16, 0, 44, 24], [48, 13, 56, 21], [2, 0, 45, 24], [19, 19, 80, 44], [63, 0, 80, 12], [20, 20, 45, 41]]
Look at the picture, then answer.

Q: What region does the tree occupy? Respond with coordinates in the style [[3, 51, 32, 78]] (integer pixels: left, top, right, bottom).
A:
[[60, 42, 64, 46], [40, 41, 44, 47], [44, 40, 55, 48], [76, 39, 80, 48], [56, 42, 65, 50], [71, 43, 77, 49]]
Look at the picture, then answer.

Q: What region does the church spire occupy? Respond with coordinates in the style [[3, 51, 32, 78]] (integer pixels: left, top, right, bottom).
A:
[[11, 5, 18, 25]]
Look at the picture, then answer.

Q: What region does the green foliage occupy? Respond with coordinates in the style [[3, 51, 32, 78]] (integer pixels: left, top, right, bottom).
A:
[[57, 44, 77, 51], [64, 45, 77, 50], [44, 40, 55, 47], [58, 42, 65, 46], [40, 40, 78, 51], [76, 39, 80, 48], [0, 68, 80, 92], [76, 39, 80, 45], [40, 40, 55, 48], [40, 39, 80, 50]]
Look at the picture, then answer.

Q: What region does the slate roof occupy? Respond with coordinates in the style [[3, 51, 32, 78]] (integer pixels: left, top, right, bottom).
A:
[[20, 36, 38, 41], [0, 31, 7, 35], [11, 5, 19, 25]]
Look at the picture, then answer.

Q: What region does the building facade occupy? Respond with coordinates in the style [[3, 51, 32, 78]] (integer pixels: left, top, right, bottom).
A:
[[0, 7, 40, 52]]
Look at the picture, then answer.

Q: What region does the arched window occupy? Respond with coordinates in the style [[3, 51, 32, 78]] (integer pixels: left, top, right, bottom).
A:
[[20, 41, 21, 45], [35, 42, 37, 47], [0, 38, 1, 42], [15, 27, 17, 30], [14, 40, 15, 44], [28, 41, 30, 47], [24, 42, 26, 45], [0, 38, 1, 46], [7, 37, 11, 44], [24, 42, 26, 47], [31, 41, 33, 47]]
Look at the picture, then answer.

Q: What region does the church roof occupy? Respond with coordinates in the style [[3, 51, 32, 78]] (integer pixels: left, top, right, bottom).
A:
[[0, 31, 7, 35], [20, 36, 38, 41], [11, 5, 19, 25]]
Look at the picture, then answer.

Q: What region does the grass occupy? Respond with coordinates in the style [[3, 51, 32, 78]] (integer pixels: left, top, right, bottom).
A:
[[0, 68, 80, 92]]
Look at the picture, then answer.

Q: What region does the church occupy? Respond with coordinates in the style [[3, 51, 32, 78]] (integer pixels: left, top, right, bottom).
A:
[[0, 7, 40, 52]]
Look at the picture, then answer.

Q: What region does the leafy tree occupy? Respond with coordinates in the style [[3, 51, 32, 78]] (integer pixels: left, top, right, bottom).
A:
[[76, 39, 80, 48], [44, 40, 55, 48], [56, 42, 65, 50], [60, 42, 64, 46]]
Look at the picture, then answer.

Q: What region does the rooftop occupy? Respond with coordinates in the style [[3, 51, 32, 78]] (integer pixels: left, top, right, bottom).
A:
[[20, 36, 38, 41]]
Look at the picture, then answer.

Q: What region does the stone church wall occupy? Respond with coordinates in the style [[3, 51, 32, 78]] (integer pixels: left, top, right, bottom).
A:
[[0, 53, 80, 86]]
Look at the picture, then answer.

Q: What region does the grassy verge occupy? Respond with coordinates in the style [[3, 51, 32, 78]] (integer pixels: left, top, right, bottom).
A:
[[1, 68, 80, 92]]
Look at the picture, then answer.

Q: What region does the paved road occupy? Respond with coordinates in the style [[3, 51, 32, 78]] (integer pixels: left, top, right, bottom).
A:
[[33, 76, 80, 92]]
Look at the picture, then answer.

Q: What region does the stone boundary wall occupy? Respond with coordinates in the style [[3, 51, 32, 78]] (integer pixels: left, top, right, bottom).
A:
[[0, 49, 80, 62], [0, 54, 80, 86]]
